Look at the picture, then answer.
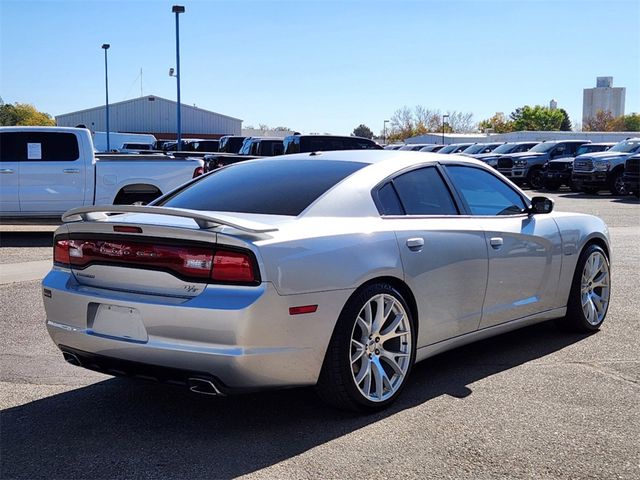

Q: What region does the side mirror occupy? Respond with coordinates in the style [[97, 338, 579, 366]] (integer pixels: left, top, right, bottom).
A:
[[529, 196, 554, 214]]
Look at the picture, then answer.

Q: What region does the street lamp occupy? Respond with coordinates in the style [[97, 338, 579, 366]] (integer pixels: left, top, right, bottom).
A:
[[442, 114, 450, 145], [101, 44, 110, 152], [172, 5, 185, 150], [383, 119, 390, 145]]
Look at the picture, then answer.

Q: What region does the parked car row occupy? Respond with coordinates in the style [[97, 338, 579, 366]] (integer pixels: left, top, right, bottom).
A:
[[384, 139, 640, 196]]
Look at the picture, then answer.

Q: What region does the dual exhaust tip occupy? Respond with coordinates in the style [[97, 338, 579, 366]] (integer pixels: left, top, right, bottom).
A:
[[61, 350, 224, 396]]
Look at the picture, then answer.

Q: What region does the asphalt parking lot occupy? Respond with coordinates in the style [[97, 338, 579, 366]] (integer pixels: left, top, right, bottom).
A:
[[1, 191, 638, 480]]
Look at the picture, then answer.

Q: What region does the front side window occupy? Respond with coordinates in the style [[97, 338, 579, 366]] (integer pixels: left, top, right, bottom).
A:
[[445, 165, 526, 216], [388, 166, 458, 215]]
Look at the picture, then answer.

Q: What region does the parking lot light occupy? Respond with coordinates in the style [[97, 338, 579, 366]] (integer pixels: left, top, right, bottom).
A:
[[101, 44, 110, 152], [442, 114, 450, 145], [172, 5, 185, 151]]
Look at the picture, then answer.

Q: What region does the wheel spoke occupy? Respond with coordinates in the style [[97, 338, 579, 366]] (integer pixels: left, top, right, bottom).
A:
[[379, 350, 406, 377], [372, 296, 387, 334], [355, 359, 371, 384], [371, 358, 387, 399], [379, 313, 403, 340], [351, 339, 365, 364], [592, 271, 609, 288]]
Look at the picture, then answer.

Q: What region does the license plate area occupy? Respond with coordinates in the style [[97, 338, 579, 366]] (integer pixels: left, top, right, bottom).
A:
[[88, 303, 148, 343]]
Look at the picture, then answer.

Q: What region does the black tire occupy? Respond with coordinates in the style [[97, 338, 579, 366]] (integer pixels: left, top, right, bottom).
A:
[[609, 170, 627, 196], [527, 167, 544, 190], [555, 244, 610, 333], [315, 283, 416, 412]]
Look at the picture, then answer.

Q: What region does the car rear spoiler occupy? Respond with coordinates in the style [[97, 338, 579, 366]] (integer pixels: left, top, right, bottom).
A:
[[61, 205, 279, 233]]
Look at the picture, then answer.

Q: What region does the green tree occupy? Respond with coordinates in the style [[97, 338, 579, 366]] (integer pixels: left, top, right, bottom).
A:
[[558, 108, 572, 131], [0, 101, 55, 126], [509, 105, 564, 131], [478, 113, 514, 133], [622, 113, 640, 131], [352, 124, 374, 139]]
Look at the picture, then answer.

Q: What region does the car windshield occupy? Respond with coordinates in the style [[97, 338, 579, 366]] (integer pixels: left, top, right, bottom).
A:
[[529, 142, 558, 153], [492, 143, 519, 154], [609, 140, 640, 153], [439, 145, 458, 154], [158, 159, 367, 216], [462, 144, 486, 154]]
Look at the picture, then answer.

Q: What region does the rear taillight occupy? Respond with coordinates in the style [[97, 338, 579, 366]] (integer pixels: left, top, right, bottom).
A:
[[193, 166, 205, 178], [211, 250, 256, 283], [53, 239, 70, 266], [57, 238, 258, 285]]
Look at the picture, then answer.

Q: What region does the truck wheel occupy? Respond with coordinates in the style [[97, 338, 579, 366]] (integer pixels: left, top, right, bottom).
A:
[[527, 168, 544, 190], [556, 244, 610, 332], [609, 171, 626, 196], [315, 283, 416, 411]]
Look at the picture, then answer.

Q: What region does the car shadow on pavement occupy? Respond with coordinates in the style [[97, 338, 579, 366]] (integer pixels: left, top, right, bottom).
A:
[[0, 232, 54, 248], [1, 321, 590, 479]]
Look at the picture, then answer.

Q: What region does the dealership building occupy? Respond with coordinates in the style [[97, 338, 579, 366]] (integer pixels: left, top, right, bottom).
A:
[[55, 95, 242, 140]]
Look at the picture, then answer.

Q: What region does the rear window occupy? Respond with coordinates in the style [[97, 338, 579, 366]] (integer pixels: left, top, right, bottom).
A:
[[0, 132, 80, 161], [158, 159, 366, 216]]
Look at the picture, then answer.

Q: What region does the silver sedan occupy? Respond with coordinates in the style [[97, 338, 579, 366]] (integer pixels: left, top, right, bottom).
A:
[[43, 151, 611, 411]]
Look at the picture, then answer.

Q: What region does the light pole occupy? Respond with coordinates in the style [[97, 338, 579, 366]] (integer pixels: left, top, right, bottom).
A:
[[172, 5, 185, 151], [101, 44, 110, 152], [383, 119, 389, 145], [442, 114, 449, 145]]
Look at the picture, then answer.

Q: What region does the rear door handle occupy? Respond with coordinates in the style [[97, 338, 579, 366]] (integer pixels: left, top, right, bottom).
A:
[[406, 237, 424, 251], [63, 168, 80, 174], [490, 237, 503, 249], [0, 169, 15, 174]]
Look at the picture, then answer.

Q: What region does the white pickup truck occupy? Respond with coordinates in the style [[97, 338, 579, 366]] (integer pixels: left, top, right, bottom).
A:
[[0, 126, 204, 219]]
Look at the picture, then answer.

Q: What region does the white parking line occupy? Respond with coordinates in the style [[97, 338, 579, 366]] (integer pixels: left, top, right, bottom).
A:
[[0, 260, 51, 285]]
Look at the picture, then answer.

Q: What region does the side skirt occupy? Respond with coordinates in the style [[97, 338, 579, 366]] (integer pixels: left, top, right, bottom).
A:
[[415, 307, 567, 363]]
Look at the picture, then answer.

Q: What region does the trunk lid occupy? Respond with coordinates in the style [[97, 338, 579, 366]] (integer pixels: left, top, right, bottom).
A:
[[56, 207, 277, 297]]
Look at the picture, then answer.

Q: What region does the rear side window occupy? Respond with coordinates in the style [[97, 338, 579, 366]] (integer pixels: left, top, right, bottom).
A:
[[0, 132, 80, 161], [388, 166, 458, 215], [159, 159, 366, 216], [446, 165, 526, 216]]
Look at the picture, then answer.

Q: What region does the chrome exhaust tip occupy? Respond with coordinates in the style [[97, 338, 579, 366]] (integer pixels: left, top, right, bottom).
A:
[[62, 351, 81, 366], [187, 377, 224, 396]]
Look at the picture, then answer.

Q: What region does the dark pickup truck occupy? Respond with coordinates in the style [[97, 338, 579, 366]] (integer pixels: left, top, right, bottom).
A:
[[542, 143, 614, 191], [572, 138, 640, 195], [622, 154, 640, 198]]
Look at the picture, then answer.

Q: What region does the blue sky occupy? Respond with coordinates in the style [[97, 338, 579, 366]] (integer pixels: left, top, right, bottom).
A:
[[1, 0, 638, 135]]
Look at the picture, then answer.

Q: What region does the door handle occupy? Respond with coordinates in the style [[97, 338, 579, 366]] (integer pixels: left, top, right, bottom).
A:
[[490, 237, 503, 249], [0, 169, 15, 174], [63, 168, 80, 174], [406, 237, 424, 251]]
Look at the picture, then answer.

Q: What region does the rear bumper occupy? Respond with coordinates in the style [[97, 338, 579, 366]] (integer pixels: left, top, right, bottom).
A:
[[43, 269, 352, 391]]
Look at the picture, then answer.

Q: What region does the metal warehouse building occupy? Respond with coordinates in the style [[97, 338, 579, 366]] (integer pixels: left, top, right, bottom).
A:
[[55, 95, 242, 139]]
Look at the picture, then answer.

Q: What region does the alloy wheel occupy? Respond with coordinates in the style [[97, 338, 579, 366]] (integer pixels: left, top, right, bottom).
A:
[[580, 251, 610, 325], [350, 293, 412, 402]]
